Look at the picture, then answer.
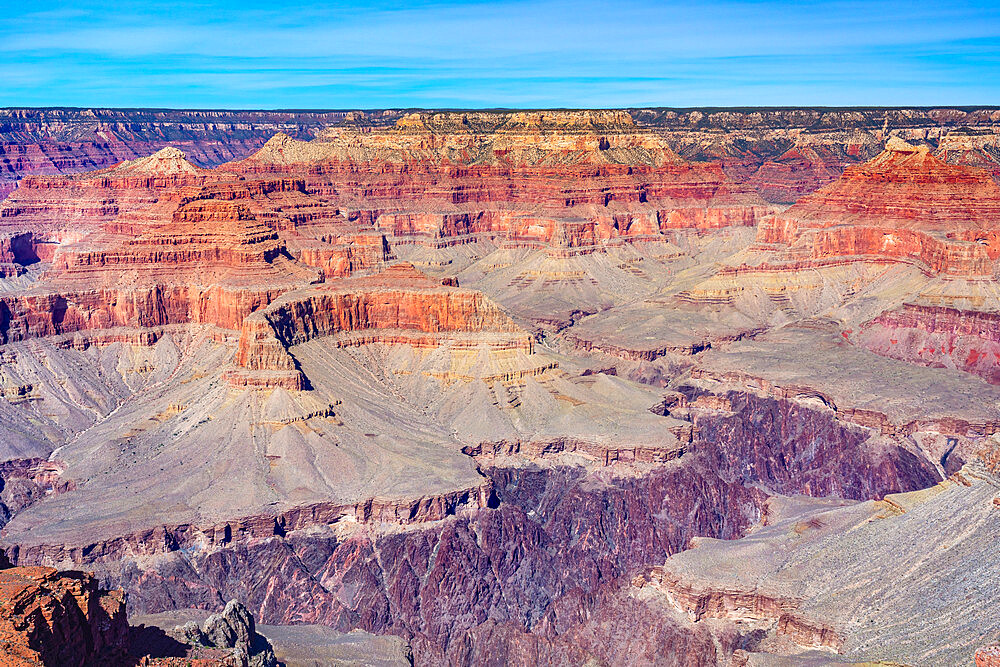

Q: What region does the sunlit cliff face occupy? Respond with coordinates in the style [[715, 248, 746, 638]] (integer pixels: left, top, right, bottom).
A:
[[0, 109, 1000, 666]]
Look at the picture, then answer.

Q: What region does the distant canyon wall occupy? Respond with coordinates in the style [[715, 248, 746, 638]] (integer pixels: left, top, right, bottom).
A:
[[3, 106, 999, 203]]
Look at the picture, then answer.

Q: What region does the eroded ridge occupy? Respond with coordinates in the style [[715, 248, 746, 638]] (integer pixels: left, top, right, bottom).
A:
[[0, 111, 999, 666]]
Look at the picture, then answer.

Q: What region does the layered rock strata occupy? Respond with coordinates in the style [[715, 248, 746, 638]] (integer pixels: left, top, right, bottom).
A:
[[5, 383, 942, 665], [7, 107, 1000, 205], [229, 113, 775, 256], [752, 137, 1000, 276], [0, 109, 998, 666], [644, 459, 1000, 664], [0, 108, 365, 200], [232, 263, 530, 389], [0, 566, 127, 665]]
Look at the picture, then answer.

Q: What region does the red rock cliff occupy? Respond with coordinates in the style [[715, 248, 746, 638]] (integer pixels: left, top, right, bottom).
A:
[[0, 566, 128, 666], [754, 137, 1000, 276]]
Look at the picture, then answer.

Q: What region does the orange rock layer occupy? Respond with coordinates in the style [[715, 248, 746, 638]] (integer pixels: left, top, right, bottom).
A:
[[978, 646, 1000, 667], [0, 566, 127, 666], [233, 263, 530, 388], [753, 138, 1000, 276], [0, 118, 773, 385], [227, 123, 774, 249], [643, 568, 842, 652]]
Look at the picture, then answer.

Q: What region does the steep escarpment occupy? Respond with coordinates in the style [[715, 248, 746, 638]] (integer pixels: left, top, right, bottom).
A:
[[752, 137, 1000, 276], [859, 304, 1000, 384], [232, 263, 529, 388], [669, 138, 1000, 374], [5, 107, 1000, 207], [0, 147, 324, 342], [1, 109, 999, 666], [6, 385, 941, 665], [669, 385, 940, 498], [0, 566, 128, 665], [645, 459, 1000, 664]]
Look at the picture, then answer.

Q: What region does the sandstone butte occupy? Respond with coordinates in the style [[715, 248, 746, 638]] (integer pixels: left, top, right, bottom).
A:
[[0, 110, 999, 666], [752, 136, 1000, 276], [227, 110, 775, 248]]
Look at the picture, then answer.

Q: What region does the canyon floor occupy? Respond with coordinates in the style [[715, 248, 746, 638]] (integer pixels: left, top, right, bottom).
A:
[[0, 107, 999, 666]]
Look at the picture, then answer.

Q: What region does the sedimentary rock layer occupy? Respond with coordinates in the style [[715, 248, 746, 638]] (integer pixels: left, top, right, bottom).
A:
[[0, 109, 998, 666], [647, 459, 1000, 664], [752, 138, 1000, 276], [0, 566, 128, 665]]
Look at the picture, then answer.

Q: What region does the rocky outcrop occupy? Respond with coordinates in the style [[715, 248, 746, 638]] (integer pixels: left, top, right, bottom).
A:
[[0, 562, 286, 667], [642, 569, 842, 651], [231, 262, 531, 388], [1, 108, 999, 666], [229, 114, 775, 252], [0, 459, 74, 529], [5, 385, 940, 665], [0, 108, 365, 200], [0, 566, 128, 665], [170, 601, 277, 667]]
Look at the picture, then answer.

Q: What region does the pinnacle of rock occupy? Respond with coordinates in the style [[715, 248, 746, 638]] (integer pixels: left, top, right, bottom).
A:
[[151, 146, 187, 160], [262, 132, 294, 149], [110, 145, 201, 175]]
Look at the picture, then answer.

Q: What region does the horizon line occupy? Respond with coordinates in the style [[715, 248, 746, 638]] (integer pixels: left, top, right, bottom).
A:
[[4, 104, 1000, 113]]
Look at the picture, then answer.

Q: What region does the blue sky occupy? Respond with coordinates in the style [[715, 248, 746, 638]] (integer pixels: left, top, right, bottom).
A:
[[2, 0, 999, 108]]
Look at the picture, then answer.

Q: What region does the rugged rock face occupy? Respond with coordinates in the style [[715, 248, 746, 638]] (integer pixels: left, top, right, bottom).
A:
[[1, 108, 999, 666], [6, 387, 941, 665], [979, 646, 1000, 667], [5, 107, 1000, 206], [645, 460, 1000, 664], [229, 118, 775, 251], [0, 565, 282, 667], [0, 459, 73, 529], [753, 137, 1000, 276], [859, 304, 1000, 384], [169, 600, 277, 667], [0, 108, 365, 200], [0, 566, 128, 665], [232, 263, 530, 388]]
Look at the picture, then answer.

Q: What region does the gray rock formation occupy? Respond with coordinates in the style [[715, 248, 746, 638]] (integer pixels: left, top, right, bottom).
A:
[[171, 600, 277, 667]]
